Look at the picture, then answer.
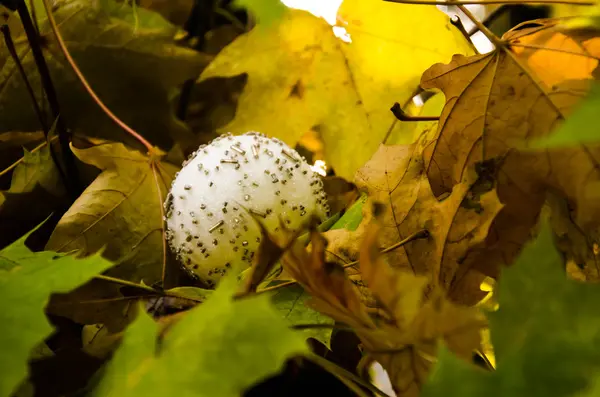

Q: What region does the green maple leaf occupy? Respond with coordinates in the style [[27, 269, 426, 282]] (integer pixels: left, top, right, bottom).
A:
[[93, 275, 308, 397], [422, 223, 600, 397], [0, 227, 113, 397]]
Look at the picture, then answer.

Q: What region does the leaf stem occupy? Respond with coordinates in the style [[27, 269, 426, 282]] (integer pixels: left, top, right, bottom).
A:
[[93, 275, 206, 303], [39, 0, 154, 154], [256, 280, 298, 293], [0, 135, 58, 179], [343, 229, 430, 268], [14, 0, 80, 198], [450, 15, 479, 55], [456, 4, 503, 48], [384, 0, 594, 5], [291, 323, 352, 331], [390, 103, 440, 122]]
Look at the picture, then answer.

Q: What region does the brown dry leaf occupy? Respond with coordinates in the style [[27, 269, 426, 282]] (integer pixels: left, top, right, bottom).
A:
[[46, 139, 178, 331], [359, 213, 429, 327], [421, 19, 600, 282], [283, 230, 375, 329], [326, 137, 503, 305], [280, 222, 485, 397]]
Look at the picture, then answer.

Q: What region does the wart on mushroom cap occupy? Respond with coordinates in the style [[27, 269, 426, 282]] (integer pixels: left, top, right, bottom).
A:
[[164, 131, 330, 287]]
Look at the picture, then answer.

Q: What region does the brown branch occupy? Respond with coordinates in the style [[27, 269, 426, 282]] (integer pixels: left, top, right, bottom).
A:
[[450, 15, 479, 55], [40, 0, 155, 154], [14, 0, 80, 198], [457, 4, 504, 48]]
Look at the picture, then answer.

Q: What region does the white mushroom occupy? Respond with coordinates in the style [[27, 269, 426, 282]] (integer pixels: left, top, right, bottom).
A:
[[164, 132, 330, 287]]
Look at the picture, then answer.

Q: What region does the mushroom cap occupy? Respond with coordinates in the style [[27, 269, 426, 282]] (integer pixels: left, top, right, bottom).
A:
[[165, 132, 330, 287]]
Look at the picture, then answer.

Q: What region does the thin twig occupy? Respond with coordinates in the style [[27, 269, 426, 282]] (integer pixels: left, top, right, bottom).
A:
[[384, 0, 594, 5], [52, 295, 144, 305], [40, 0, 154, 154], [308, 354, 393, 397], [93, 274, 207, 303], [15, 0, 80, 198], [457, 5, 504, 47], [40, 0, 177, 286], [256, 280, 298, 293], [450, 15, 479, 55], [291, 323, 352, 331], [28, 0, 40, 35], [466, 4, 508, 36], [0, 135, 58, 179], [1, 24, 48, 132], [343, 229, 430, 268]]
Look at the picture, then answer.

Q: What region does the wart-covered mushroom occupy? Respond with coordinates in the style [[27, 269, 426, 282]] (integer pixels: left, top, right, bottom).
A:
[[164, 132, 330, 287]]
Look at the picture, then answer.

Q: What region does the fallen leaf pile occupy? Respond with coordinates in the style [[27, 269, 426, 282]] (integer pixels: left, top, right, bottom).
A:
[[2, 0, 600, 396]]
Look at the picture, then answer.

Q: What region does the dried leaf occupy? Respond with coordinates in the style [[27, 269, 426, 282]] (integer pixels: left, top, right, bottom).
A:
[[326, 139, 503, 305], [421, 19, 600, 281], [359, 217, 428, 327], [532, 83, 600, 148], [46, 140, 177, 331], [279, 224, 485, 397]]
